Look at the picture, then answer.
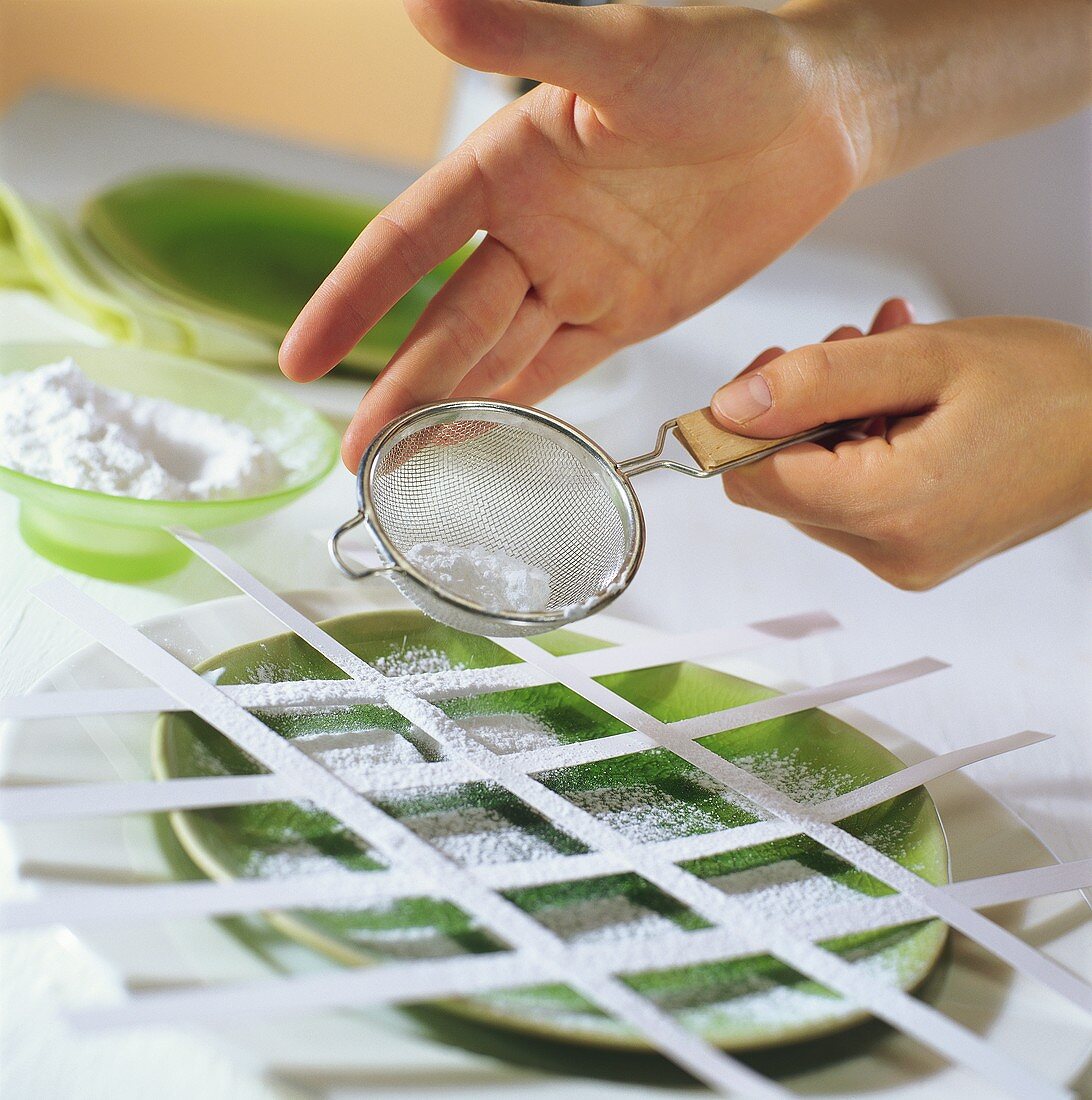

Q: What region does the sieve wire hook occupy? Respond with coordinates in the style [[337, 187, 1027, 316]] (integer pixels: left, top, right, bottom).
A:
[[616, 417, 861, 479], [329, 511, 399, 580]]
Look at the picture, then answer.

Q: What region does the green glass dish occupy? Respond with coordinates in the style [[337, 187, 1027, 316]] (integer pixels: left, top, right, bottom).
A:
[[0, 342, 339, 580], [155, 610, 949, 1051], [83, 174, 469, 374]]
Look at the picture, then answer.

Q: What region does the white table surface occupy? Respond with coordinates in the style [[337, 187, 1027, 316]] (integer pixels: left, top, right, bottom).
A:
[[1, 91, 1089, 1099]]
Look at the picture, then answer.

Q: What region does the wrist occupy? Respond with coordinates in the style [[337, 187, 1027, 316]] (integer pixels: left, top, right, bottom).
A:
[[777, 1, 900, 189]]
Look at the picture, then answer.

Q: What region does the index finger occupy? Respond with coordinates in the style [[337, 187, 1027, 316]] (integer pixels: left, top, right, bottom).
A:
[[279, 151, 486, 382]]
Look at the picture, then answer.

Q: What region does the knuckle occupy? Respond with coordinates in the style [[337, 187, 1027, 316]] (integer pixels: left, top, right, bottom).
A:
[[880, 562, 943, 592], [376, 370, 436, 413], [473, 356, 512, 394], [509, 357, 554, 402], [372, 211, 431, 281], [863, 507, 918, 546], [904, 322, 957, 393], [721, 473, 752, 506], [322, 271, 370, 329], [893, 572, 942, 593], [622, 4, 671, 50], [441, 299, 494, 359], [862, 544, 944, 591], [452, 143, 490, 205], [767, 342, 835, 414], [825, 442, 890, 533], [600, 5, 668, 72]]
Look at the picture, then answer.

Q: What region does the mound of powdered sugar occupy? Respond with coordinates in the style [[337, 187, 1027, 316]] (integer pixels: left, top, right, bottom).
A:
[[0, 358, 284, 500], [405, 541, 551, 613]]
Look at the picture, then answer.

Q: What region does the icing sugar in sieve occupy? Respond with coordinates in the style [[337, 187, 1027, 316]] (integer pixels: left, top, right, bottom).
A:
[[331, 400, 854, 637]]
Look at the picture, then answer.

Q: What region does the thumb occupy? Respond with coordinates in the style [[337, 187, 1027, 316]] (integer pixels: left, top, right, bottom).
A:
[[405, 0, 657, 102], [709, 328, 949, 438]]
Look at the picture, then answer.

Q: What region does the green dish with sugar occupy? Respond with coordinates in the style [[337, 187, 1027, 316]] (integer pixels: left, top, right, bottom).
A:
[[0, 342, 338, 580], [155, 610, 948, 1051]]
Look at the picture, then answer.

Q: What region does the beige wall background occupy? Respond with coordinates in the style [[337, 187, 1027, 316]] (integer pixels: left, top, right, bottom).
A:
[[0, 0, 454, 167]]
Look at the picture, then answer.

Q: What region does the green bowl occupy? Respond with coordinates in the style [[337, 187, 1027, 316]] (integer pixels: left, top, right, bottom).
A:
[[0, 342, 339, 580]]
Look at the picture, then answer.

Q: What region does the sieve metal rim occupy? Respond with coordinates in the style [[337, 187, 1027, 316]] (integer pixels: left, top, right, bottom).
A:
[[352, 400, 646, 632]]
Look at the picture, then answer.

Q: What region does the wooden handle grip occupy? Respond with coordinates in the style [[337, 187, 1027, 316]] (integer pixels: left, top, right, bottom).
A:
[[673, 408, 819, 473]]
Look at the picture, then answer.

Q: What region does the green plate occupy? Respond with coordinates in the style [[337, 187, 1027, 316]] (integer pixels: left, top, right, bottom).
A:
[[155, 611, 948, 1051], [83, 174, 469, 374]]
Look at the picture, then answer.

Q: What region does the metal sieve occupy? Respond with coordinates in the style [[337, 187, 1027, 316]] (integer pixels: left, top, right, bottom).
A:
[[330, 400, 850, 637]]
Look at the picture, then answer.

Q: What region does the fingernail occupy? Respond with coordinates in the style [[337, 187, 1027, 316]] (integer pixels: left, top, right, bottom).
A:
[[825, 325, 862, 342], [711, 373, 772, 425]]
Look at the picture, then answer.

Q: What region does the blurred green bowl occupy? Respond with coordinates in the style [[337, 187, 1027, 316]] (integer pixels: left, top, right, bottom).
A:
[[82, 173, 470, 374], [0, 342, 339, 581]]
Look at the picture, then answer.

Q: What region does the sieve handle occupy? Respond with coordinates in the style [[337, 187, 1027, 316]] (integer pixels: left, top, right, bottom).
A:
[[672, 408, 857, 474]]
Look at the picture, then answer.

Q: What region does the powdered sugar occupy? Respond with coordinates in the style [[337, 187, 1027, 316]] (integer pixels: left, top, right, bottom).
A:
[[221, 641, 526, 714], [405, 542, 551, 613], [0, 358, 283, 500], [732, 748, 851, 806], [566, 782, 740, 844], [202, 628, 921, 1035], [399, 800, 568, 867], [459, 712, 562, 755], [535, 893, 684, 947], [230, 667, 524, 713], [707, 858, 864, 923], [246, 841, 371, 880], [294, 726, 428, 773], [374, 643, 463, 678]]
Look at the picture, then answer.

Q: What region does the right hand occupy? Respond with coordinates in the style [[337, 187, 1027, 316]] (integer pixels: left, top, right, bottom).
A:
[[714, 306, 1092, 589], [281, 0, 868, 468]]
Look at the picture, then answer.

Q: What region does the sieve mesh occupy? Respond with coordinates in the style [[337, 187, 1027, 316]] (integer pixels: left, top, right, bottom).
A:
[[363, 406, 642, 636]]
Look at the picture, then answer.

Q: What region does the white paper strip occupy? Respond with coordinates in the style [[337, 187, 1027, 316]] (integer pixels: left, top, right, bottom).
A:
[[0, 774, 296, 823], [0, 612, 840, 721], [60, 860, 1090, 1100], [1, 868, 415, 929], [65, 938, 785, 1099], [479, 660, 948, 778], [167, 532, 1059, 1098], [2, 686, 179, 721], [0, 725, 1048, 930], [499, 636, 1092, 1020], [57, 875, 1081, 1026], [0, 724, 1045, 829], [666, 657, 949, 741], [945, 859, 1092, 908], [32, 577, 783, 1099], [10, 835, 1090, 938], [58, 910, 876, 1031], [808, 818, 1092, 1013], [815, 730, 1053, 822], [778, 933, 1054, 1096], [69, 949, 544, 1030]]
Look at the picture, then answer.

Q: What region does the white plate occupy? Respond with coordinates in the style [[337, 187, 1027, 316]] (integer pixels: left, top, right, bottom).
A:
[[2, 588, 1090, 1099]]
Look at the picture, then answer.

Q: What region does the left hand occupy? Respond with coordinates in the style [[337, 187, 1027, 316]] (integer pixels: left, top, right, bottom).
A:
[[712, 307, 1092, 589]]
